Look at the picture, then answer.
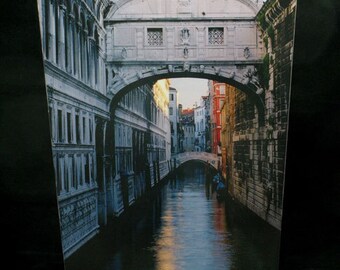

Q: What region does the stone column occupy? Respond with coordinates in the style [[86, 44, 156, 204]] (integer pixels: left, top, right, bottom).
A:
[[58, 4, 66, 69], [136, 27, 144, 59], [47, 0, 56, 62], [196, 27, 205, 59], [68, 13, 75, 74], [39, 0, 46, 57], [165, 27, 175, 59], [83, 29, 88, 84], [101, 58, 106, 94], [72, 108, 77, 145], [88, 37, 95, 88], [50, 100, 56, 142], [72, 17, 78, 76], [76, 20, 82, 79], [227, 25, 236, 59]]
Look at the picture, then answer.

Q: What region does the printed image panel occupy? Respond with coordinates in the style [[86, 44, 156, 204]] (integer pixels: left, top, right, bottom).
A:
[[36, 0, 297, 269]]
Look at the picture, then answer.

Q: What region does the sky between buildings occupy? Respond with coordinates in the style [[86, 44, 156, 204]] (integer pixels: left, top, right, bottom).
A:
[[169, 78, 209, 109]]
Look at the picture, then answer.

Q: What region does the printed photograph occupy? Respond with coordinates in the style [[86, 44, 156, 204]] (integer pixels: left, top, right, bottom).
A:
[[36, 0, 297, 269]]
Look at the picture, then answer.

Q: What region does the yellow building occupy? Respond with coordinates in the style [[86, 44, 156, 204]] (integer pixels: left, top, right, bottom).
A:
[[153, 79, 170, 116]]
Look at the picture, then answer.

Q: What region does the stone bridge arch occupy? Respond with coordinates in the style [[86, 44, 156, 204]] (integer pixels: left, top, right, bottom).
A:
[[175, 152, 220, 171], [104, 0, 267, 124], [107, 64, 265, 125]]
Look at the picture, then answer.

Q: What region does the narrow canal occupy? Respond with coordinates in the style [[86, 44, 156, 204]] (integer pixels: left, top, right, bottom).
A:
[[65, 162, 281, 270]]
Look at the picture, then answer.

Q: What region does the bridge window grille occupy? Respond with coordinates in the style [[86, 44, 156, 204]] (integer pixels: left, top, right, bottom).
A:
[[147, 28, 163, 46], [208, 28, 224, 45]]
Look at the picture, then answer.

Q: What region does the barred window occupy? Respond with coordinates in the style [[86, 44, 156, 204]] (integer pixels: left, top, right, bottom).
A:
[[208, 27, 224, 45], [147, 28, 163, 46]]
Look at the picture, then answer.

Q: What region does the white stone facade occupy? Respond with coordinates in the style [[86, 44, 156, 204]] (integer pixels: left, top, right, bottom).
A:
[[169, 87, 179, 154], [35, 0, 293, 257], [183, 124, 195, 152], [37, 0, 111, 258], [113, 82, 170, 215], [194, 100, 206, 151]]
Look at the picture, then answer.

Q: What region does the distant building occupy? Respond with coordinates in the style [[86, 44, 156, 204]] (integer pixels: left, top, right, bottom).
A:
[[205, 93, 212, 152], [180, 108, 195, 152], [194, 96, 208, 152], [208, 81, 225, 156], [169, 87, 179, 154]]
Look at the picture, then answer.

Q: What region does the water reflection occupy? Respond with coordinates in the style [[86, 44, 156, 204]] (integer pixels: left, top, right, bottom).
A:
[[66, 162, 280, 270]]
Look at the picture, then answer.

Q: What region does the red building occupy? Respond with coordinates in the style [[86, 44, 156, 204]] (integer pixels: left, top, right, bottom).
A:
[[208, 81, 226, 156]]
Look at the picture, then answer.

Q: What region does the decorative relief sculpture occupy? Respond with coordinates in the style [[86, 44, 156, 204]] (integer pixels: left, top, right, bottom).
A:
[[214, 66, 221, 75], [121, 48, 127, 59], [183, 62, 190, 72], [199, 65, 205, 72], [183, 47, 189, 58], [243, 47, 251, 59], [180, 28, 190, 45]]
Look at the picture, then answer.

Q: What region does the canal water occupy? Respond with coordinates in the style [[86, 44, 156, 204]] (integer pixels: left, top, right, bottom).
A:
[[65, 162, 281, 270]]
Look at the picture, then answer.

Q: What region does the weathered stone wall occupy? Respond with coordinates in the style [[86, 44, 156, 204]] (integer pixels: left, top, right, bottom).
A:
[[224, 0, 296, 230]]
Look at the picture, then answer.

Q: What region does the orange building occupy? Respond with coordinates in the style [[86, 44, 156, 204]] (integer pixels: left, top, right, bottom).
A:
[[220, 84, 236, 187]]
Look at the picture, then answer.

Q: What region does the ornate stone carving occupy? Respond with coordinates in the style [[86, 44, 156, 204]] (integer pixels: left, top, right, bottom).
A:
[[180, 28, 190, 45], [226, 71, 235, 79], [137, 71, 143, 79], [121, 48, 127, 59], [243, 68, 264, 94], [151, 66, 158, 75], [183, 62, 190, 72], [183, 47, 189, 58], [214, 66, 221, 75], [199, 65, 205, 72], [244, 47, 251, 59]]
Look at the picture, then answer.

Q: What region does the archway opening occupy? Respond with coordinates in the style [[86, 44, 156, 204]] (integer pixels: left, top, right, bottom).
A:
[[105, 74, 264, 216], [109, 73, 265, 126]]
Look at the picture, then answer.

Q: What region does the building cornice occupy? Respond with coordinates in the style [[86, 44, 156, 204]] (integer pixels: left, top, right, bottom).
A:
[[44, 60, 109, 104], [48, 86, 111, 119], [104, 16, 255, 25], [106, 60, 262, 66]]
